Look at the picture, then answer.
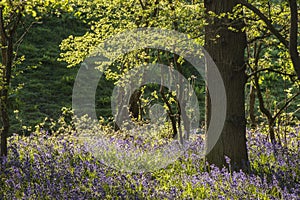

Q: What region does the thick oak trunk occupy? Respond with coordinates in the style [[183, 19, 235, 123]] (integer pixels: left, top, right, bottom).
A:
[[204, 0, 249, 170]]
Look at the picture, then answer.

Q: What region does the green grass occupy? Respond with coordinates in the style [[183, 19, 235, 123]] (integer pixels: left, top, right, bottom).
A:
[[10, 15, 88, 134]]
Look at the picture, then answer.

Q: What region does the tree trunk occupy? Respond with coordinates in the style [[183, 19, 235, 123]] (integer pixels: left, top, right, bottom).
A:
[[288, 0, 300, 80], [249, 82, 256, 128], [129, 89, 142, 120], [0, 36, 13, 157], [204, 0, 249, 170], [268, 119, 276, 143], [253, 69, 277, 144]]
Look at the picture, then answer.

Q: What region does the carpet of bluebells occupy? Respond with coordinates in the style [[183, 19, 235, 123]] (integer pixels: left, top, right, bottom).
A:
[[0, 125, 299, 199]]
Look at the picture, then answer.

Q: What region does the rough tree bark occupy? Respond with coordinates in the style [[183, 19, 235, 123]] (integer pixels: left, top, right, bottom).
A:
[[204, 0, 249, 170]]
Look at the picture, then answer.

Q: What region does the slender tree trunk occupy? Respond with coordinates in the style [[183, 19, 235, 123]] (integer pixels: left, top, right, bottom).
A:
[[159, 68, 178, 139], [249, 82, 256, 128], [204, 0, 249, 170], [0, 6, 21, 157], [268, 119, 276, 143], [129, 89, 142, 120], [288, 0, 300, 80], [254, 70, 276, 144], [174, 55, 190, 141], [0, 35, 13, 157]]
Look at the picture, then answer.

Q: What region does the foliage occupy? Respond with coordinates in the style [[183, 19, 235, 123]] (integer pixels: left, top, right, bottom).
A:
[[6, 0, 298, 135], [59, 0, 300, 138], [0, 122, 299, 199], [1, 1, 299, 197], [60, 0, 205, 67], [243, 0, 300, 126], [0, 0, 82, 156], [58, 0, 209, 138]]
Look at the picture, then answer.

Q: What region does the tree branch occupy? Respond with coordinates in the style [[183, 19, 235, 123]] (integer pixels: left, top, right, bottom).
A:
[[138, 0, 146, 10], [273, 91, 300, 120], [14, 21, 42, 61], [247, 32, 271, 44], [247, 68, 296, 80], [252, 43, 273, 122], [288, 0, 300, 80], [238, 0, 289, 48], [0, 7, 8, 41]]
